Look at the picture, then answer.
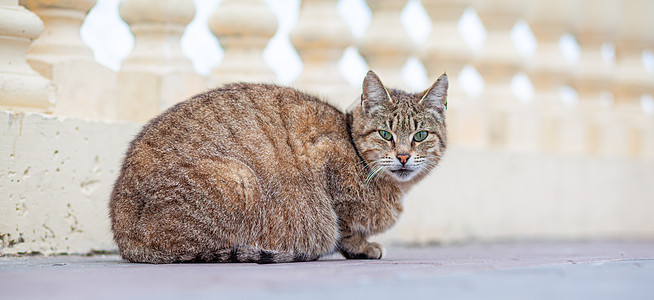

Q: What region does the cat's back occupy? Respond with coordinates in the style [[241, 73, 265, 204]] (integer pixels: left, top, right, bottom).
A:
[[124, 83, 351, 180]]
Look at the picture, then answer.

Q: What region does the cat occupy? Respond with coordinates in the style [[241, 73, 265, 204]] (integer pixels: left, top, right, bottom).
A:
[[109, 70, 448, 264]]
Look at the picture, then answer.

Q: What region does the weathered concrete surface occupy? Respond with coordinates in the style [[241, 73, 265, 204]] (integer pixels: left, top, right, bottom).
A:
[[0, 111, 141, 255], [381, 148, 654, 244], [1, 242, 652, 299]]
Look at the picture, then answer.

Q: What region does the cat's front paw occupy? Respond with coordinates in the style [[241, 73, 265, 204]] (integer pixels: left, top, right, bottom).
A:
[[363, 242, 383, 259], [341, 242, 383, 259]]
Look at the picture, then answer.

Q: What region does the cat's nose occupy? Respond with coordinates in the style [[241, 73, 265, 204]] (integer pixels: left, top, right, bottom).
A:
[[396, 154, 410, 165]]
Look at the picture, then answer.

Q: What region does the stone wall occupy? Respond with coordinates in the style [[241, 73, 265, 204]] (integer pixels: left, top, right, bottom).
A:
[[1, 111, 141, 254], [378, 149, 654, 245]]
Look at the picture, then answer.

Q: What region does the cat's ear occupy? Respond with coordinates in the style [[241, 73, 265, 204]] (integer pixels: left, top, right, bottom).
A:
[[419, 73, 448, 114], [361, 70, 392, 113]]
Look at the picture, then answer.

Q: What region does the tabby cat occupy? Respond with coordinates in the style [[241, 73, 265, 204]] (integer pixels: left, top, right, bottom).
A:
[[109, 70, 448, 263]]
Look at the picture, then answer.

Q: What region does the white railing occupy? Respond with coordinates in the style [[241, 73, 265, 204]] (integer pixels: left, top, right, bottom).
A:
[[1, 0, 653, 159]]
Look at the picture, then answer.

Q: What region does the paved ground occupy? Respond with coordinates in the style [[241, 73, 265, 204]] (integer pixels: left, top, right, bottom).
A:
[[1, 241, 653, 300]]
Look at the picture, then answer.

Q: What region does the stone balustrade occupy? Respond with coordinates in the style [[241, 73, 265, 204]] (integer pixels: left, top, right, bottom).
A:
[[2, 0, 651, 160], [358, 0, 413, 89], [209, 0, 278, 86], [117, 0, 204, 122], [2, 0, 654, 254], [290, 0, 354, 109], [524, 0, 575, 153], [0, 0, 55, 112], [22, 0, 117, 119]]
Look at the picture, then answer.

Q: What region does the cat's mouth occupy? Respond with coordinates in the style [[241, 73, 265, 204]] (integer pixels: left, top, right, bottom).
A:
[[390, 168, 414, 177], [389, 167, 419, 182]]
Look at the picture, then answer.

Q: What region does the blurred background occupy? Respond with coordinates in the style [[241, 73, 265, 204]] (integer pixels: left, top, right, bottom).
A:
[[1, 0, 653, 255]]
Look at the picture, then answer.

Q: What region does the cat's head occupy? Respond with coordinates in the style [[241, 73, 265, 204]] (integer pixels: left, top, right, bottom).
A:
[[350, 70, 448, 184]]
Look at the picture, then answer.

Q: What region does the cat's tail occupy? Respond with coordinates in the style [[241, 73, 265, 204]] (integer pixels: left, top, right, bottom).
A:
[[190, 247, 320, 264]]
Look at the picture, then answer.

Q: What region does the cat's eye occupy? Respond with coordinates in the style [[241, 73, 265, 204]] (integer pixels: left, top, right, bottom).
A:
[[378, 130, 393, 141], [413, 131, 429, 142]]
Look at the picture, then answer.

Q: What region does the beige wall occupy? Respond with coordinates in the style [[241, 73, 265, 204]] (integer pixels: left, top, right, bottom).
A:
[[1, 111, 141, 254], [378, 149, 654, 245]]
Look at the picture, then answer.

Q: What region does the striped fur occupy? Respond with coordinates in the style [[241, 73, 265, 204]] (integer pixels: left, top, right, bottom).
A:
[[109, 71, 448, 264], [187, 247, 319, 264]]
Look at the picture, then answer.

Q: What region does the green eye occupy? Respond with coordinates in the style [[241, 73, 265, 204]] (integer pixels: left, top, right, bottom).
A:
[[378, 130, 393, 141], [413, 131, 429, 142]]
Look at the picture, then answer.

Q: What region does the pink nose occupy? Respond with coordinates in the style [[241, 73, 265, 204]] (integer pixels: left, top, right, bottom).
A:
[[397, 154, 410, 164]]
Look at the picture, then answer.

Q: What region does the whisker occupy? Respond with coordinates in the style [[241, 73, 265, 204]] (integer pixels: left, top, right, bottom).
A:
[[366, 164, 385, 185]]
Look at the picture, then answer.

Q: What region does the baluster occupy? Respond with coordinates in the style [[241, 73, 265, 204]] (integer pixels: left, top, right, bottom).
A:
[[0, 0, 54, 112], [647, 17, 654, 161], [22, 0, 117, 119], [525, 0, 576, 153], [612, 0, 654, 158], [525, 0, 573, 99], [419, 0, 479, 148], [117, 0, 203, 122], [644, 116, 654, 161], [209, 0, 277, 86], [419, 0, 470, 91], [614, 0, 653, 105], [573, 0, 623, 156], [473, 0, 526, 150], [358, 0, 413, 88], [573, 0, 618, 103], [290, 0, 354, 108]]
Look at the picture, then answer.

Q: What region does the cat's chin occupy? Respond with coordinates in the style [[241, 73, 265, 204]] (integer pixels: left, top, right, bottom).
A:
[[389, 168, 418, 182]]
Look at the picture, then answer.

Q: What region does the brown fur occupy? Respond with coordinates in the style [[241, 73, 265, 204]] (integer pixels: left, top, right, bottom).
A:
[[109, 71, 448, 263]]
